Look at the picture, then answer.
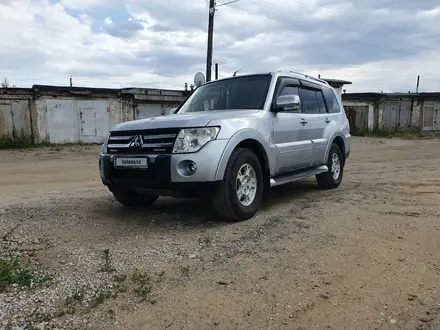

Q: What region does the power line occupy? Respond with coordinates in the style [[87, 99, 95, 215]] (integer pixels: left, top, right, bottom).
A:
[[229, 1, 439, 59], [288, 0, 437, 43], [247, 0, 429, 45], [216, 0, 241, 7]]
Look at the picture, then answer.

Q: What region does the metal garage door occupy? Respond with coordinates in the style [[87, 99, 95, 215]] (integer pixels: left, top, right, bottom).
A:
[[382, 100, 412, 130], [45, 99, 110, 144], [344, 106, 368, 135], [397, 100, 412, 130], [423, 102, 440, 131], [77, 100, 110, 143], [46, 99, 77, 143]]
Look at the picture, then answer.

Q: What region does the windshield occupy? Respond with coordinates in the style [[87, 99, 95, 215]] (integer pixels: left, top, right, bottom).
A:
[[178, 74, 271, 113]]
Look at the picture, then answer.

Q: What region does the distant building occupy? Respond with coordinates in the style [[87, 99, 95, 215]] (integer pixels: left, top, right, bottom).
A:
[[0, 85, 190, 144], [322, 78, 352, 100], [342, 92, 440, 134]]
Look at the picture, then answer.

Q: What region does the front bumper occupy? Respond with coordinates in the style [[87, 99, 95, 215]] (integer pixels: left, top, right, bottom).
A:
[[99, 139, 228, 191]]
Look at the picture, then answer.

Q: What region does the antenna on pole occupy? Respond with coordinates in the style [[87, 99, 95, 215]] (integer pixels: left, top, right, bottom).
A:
[[416, 75, 420, 93]]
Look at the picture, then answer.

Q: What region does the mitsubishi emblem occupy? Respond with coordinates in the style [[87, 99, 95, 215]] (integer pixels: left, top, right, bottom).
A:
[[129, 135, 144, 148]]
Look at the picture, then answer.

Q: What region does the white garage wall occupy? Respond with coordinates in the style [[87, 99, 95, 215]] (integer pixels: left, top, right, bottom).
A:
[[37, 98, 110, 144]]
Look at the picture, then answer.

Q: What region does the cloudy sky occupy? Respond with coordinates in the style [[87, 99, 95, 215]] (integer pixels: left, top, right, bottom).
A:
[[0, 0, 439, 92]]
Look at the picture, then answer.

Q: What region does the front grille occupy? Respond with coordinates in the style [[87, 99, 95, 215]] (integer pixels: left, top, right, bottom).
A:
[[107, 128, 180, 154]]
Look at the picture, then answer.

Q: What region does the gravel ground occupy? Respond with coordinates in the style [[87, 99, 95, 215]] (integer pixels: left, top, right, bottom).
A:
[[0, 137, 440, 330]]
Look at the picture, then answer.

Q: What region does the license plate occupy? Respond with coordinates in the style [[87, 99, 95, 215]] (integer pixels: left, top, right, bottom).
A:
[[114, 157, 148, 169]]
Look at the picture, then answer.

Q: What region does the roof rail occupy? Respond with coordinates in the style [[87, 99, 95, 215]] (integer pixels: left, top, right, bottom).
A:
[[288, 71, 329, 85]]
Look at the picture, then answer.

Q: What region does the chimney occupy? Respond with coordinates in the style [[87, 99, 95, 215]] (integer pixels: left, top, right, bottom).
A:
[[185, 83, 188, 91], [190, 84, 194, 91]]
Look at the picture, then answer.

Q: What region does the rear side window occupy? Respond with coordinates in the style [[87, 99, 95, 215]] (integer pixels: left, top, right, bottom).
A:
[[300, 88, 320, 114], [322, 87, 340, 113], [316, 91, 327, 114]]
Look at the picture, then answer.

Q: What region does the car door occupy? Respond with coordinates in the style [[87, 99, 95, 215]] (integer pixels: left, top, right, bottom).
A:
[[272, 78, 313, 174], [317, 86, 343, 163], [299, 82, 329, 166]]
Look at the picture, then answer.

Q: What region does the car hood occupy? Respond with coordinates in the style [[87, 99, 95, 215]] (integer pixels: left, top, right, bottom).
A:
[[110, 110, 261, 131]]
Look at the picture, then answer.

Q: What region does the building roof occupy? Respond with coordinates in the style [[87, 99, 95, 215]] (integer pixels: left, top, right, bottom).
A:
[[342, 92, 440, 100], [322, 78, 352, 87]]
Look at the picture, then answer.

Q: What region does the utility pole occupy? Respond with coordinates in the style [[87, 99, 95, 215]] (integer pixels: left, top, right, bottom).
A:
[[206, 0, 215, 82], [205, 0, 239, 82]]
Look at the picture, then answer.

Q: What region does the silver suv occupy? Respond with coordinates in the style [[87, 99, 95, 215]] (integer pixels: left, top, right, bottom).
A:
[[99, 71, 351, 221]]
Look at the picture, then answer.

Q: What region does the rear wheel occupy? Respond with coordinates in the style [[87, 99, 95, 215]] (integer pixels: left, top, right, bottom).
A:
[[211, 148, 264, 221], [112, 190, 159, 207], [316, 143, 344, 189]]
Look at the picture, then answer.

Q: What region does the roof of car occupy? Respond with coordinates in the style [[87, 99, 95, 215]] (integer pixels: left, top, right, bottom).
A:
[[204, 71, 331, 88]]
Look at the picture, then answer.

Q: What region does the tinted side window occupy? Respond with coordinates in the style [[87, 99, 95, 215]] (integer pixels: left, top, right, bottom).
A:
[[280, 86, 299, 96], [323, 88, 340, 113], [300, 88, 320, 114], [316, 91, 327, 114]]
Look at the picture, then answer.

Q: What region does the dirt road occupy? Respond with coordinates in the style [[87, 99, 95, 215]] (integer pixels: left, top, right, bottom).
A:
[[1, 137, 439, 330]]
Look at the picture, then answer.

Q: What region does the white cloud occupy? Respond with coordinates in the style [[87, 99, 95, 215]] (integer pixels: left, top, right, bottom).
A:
[[0, 0, 439, 92]]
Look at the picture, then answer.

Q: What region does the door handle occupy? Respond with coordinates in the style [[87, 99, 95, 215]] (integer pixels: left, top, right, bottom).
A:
[[325, 118, 331, 124], [300, 119, 308, 125]]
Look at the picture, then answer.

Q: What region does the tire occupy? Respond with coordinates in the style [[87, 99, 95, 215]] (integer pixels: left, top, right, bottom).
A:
[[316, 143, 344, 189], [112, 190, 159, 208], [211, 148, 264, 221]]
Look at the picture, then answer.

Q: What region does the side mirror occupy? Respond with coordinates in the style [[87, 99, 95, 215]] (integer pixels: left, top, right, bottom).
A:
[[274, 94, 301, 112]]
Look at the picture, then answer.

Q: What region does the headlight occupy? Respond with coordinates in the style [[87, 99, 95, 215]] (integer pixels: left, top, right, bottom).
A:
[[173, 127, 220, 153]]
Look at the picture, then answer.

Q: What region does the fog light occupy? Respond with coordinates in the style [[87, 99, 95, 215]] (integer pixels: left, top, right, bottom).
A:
[[186, 161, 197, 175]]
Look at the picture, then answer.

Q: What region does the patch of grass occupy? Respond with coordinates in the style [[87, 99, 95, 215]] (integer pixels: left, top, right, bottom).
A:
[[0, 131, 33, 149], [132, 269, 155, 303], [112, 274, 128, 297], [63, 285, 87, 314], [99, 249, 116, 273], [355, 129, 440, 139], [89, 286, 113, 309], [0, 133, 99, 150], [0, 257, 54, 292], [58, 274, 128, 317]]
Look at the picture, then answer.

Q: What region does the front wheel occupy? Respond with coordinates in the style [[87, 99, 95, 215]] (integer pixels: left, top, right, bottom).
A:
[[316, 143, 344, 189], [112, 190, 159, 208], [211, 148, 264, 221]]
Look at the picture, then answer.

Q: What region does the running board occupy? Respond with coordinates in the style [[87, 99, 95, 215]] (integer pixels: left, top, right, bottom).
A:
[[270, 165, 328, 187]]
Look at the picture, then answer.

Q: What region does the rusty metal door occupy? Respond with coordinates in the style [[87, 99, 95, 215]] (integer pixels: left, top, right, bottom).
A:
[[397, 100, 412, 130], [0, 100, 13, 137], [422, 102, 440, 131], [383, 101, 399, 130], [434, 106, 440, 131], [423, 104, 435, 131], [344, 106, 368, 134]]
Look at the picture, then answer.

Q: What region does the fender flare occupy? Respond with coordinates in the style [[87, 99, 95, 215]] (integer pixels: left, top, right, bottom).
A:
[[324, 131, 346, 162], [214, 129, 276, 181]]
